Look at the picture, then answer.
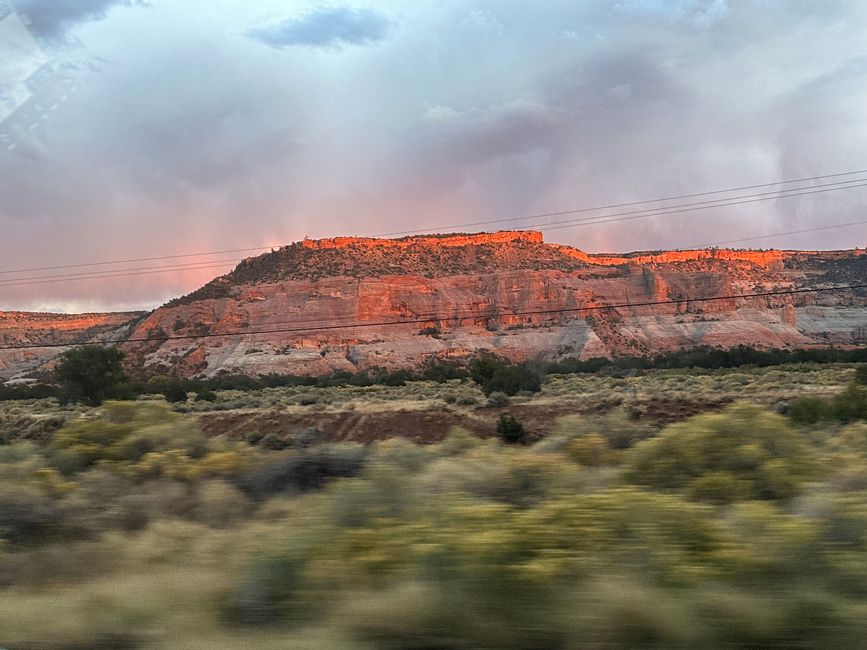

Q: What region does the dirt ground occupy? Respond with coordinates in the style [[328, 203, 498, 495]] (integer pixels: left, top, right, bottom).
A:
[[198, 394, 735, 445]]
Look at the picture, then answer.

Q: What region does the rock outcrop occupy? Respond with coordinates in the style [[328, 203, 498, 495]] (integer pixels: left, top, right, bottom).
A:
[[0, 311, 144, 380], [1, 231, 864, 380], [112, 231, 867, 378]]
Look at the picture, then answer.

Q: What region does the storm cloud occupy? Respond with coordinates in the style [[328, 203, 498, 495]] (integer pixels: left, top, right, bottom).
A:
[[10, 0, 144, 39], [0, 0, 866, 312], [247, 7, 392, 49]]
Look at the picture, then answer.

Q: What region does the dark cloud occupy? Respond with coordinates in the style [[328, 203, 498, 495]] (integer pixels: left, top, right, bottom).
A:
[[246, 6, 392, 49], [2, 0, 867, 312], [11, 0, 144, 39]]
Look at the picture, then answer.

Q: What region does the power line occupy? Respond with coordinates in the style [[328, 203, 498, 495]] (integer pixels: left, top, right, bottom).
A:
[[706, 219, 867, 248], [376, 168, 867, 237], [2, 283, 863, 351], [3, 179, 867, 290], [2, 167, 867, 278], [4, 213, 866, 291], [539, 180, 867, 233], [0, 246, 273, 276], [0, 261, 241, 288]]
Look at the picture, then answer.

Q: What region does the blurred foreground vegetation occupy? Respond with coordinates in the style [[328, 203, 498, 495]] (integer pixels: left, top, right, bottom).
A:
[[2, 377, 867, 648]]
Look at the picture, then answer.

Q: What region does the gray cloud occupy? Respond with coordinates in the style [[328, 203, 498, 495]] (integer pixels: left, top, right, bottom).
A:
[[2, 0, 867, 312], [246, 6, 392, 49], [10, 0, 144, 39]]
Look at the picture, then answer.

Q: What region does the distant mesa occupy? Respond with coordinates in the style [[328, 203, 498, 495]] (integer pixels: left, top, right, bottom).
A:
[[1, 230, 865, 380]]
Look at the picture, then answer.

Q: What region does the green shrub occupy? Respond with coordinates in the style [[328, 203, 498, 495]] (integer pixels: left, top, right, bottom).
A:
[[626, 405, 816, 503], [194, 481, 250, 528], [789, 398, 834, 425], [238, 444, 367, 499], [486, 391, 511, 407], [855, 365, 867, 385], [469, 354, 541, 396], [486, 365, 541, 396], [496, 414, 527, 444], [0, 483, 64, 546], [163, 381, 188, 404], [831, 383, 867, 422], [56, 346, 126, 406], [49, 402, 208, 474]]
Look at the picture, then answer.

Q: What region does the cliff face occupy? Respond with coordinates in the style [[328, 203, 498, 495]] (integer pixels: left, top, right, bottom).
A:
[[0, 311, 144, 380], [113, 231, 867, 378]]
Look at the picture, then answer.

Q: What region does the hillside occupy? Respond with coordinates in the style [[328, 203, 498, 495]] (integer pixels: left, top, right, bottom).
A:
[[114, 231, 867, 378], [0, 311, 144, 381]]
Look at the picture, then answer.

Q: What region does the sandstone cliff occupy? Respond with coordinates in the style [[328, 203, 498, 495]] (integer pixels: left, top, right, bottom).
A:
[[0, 311, 143, 380], [112, 231, 867, 378]]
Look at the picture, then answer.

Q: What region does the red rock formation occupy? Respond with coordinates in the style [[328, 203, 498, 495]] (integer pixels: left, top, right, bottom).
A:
[[4, 231, 865, 380], [114, 231, 867, 378], [556, 245, 787, 269], [302, 230, 544, 250], [0, 311, 143, 379]]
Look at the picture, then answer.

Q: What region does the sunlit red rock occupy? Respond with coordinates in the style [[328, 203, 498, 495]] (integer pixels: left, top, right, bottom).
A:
[[115, 231, 867, 378]]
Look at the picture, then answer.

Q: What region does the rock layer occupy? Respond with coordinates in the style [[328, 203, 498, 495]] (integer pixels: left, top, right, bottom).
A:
[[0, 311, 143, 380], [115, 232, 867, 378]]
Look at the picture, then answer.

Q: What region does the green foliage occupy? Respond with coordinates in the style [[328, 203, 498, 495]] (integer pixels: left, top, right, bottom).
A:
[[469, 354, 541, 396], [788, 383, 867, 424], [6, 381, 867, 646], [238, 444, 367, 499], [496, 414, 527, 444], [789, 397, 835, 425], [626, 405, 817, 503], [162, 381, 189, 403], [831, 383, 867, 422], [486, 391, 510, 407], [549, 344, 867, 374], [0, 383, 58, 401], [47, 402, 257, 485], [56, 346, 126, 406], [856, 364, 867, 385], [539, 410, 657, 453]]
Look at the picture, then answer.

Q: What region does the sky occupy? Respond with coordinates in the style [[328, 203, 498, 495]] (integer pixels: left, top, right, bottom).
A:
[[0, 0, 866, 313]]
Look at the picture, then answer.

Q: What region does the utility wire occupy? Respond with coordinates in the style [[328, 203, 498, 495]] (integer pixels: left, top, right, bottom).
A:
[[2, 283, 863, 351], [0, 261, 241, 288], [0, 259, 241, 286], [0, 246, 273, 276], [2, 167, 867, 277], [539, 181, 867, 232], [376, 168, 867, 237], [3, 179, 867, 289], [705, 219, 867, 248]]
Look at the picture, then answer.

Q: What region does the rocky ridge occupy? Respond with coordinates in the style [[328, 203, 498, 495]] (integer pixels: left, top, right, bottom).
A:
[[114, 231, 867, 378], [0, 311, 144, 380]]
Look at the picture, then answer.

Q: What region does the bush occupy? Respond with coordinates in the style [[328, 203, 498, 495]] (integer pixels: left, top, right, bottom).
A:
[[194, 481, 250, 528], [49, 402, 208, 474], [565, 433, 613, 466], [163, 381, 188, 403], [56, 346, 126, 406], [469, 354, 541, 396], [831, 383, 867, 422], [486, 391, 511, 408], [238, 445, 367, 499], [856, 365, 867, 385], [486, 365, 541, 396], [0, 484, 64, 546], [626, 405, 817, 503], [789, 398, 834, 425], [787, 384, 867, 425], [496, 414, 527, 444]]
